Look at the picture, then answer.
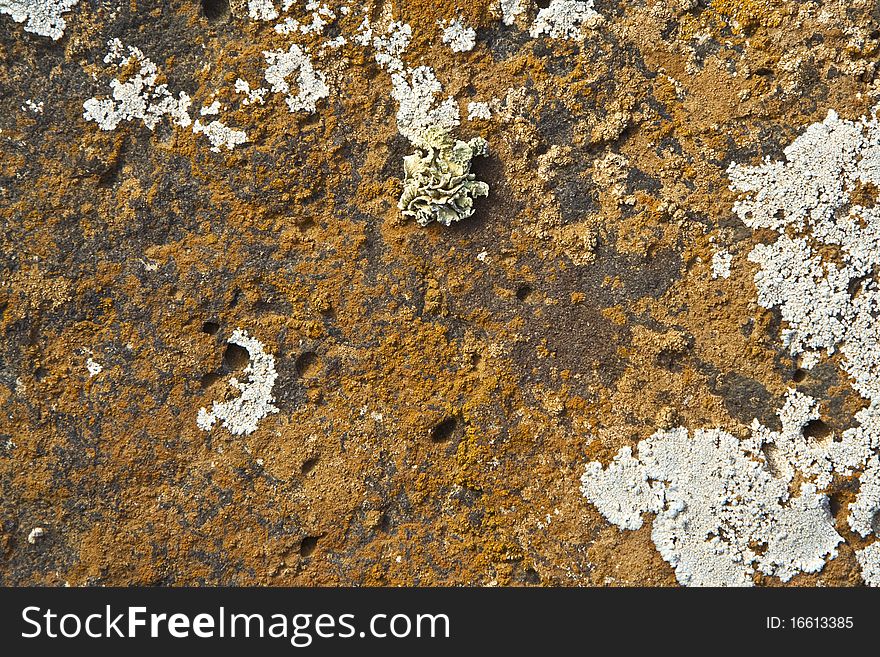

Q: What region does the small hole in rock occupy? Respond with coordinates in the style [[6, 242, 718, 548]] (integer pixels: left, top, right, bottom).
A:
[[431, 417, 458, 442], [34, 367, 49, 381], [223, 343, 250, 371], [848, 273, 871, 296], [96, 162, 121, 188], [201, 0, 229, 21], [803, 419, 832, 441], [301, 456, 318, 475], [299, 536, 319, 557], [792, 368, 807, 383], [201, 372, 223, 389], [202, 321, 220, 335], [829, 494, 843, 518], [296, 351, 320, 377], [536, 0, 552, 8], [516, 284, 533, 301], [296, 216, 316, 232]]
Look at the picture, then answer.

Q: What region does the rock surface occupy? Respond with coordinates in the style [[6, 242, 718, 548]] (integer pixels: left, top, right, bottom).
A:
[[1, 0, 879, 586]]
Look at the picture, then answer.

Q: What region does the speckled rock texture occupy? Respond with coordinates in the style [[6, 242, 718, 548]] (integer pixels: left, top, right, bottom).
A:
[[1, 0, 879, 586]]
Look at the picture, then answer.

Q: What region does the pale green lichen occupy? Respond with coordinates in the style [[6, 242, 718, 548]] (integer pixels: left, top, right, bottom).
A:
[[398, 127, 489, 226]]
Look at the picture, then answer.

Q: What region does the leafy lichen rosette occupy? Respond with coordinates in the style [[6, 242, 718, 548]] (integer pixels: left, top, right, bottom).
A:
[[398, 128, 489, 226]]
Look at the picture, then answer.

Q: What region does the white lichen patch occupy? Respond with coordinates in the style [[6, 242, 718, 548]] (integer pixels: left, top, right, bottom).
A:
[[439, 18, 476, 53], [467, 101, 492, 121], [499, 0, 525, 26], [274, 16, 298, 34], [85, 357, 103, 377], [728, 108, 880, 403], [580, 446, 663, 531], [274, 0, 335, 35], [529, 0, 601, 40], [365, 19, 412, 72], [399, 129, 489, 227], [583, 388, 880, 585], [728, 107, 880, 585], [247, 0, 278, 21], [855, 542, 880, 586], [197, 329, 279, 436], [193, 119, 248, 152], [22, 99, 44, 114], [391, 66, 460, 148], [200, 101, 221, 116], [234, 78, 267, 106], [320, 35, 346, 50], [263, 44, 329, 113], [1, 0, 78, 40], [752, 391, 879, 492], [27, 527, 45, 544], [83, 41, 192, 132], [711, 249, 732, 279], [581, 408, 846, 586], [848, 455, 880, 538]]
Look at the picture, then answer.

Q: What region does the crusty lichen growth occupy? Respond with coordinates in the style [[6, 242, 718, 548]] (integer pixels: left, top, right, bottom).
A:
[[710, 0, 784, 33], [0, 0, 79, 40], [398, 126, 489, 226]]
